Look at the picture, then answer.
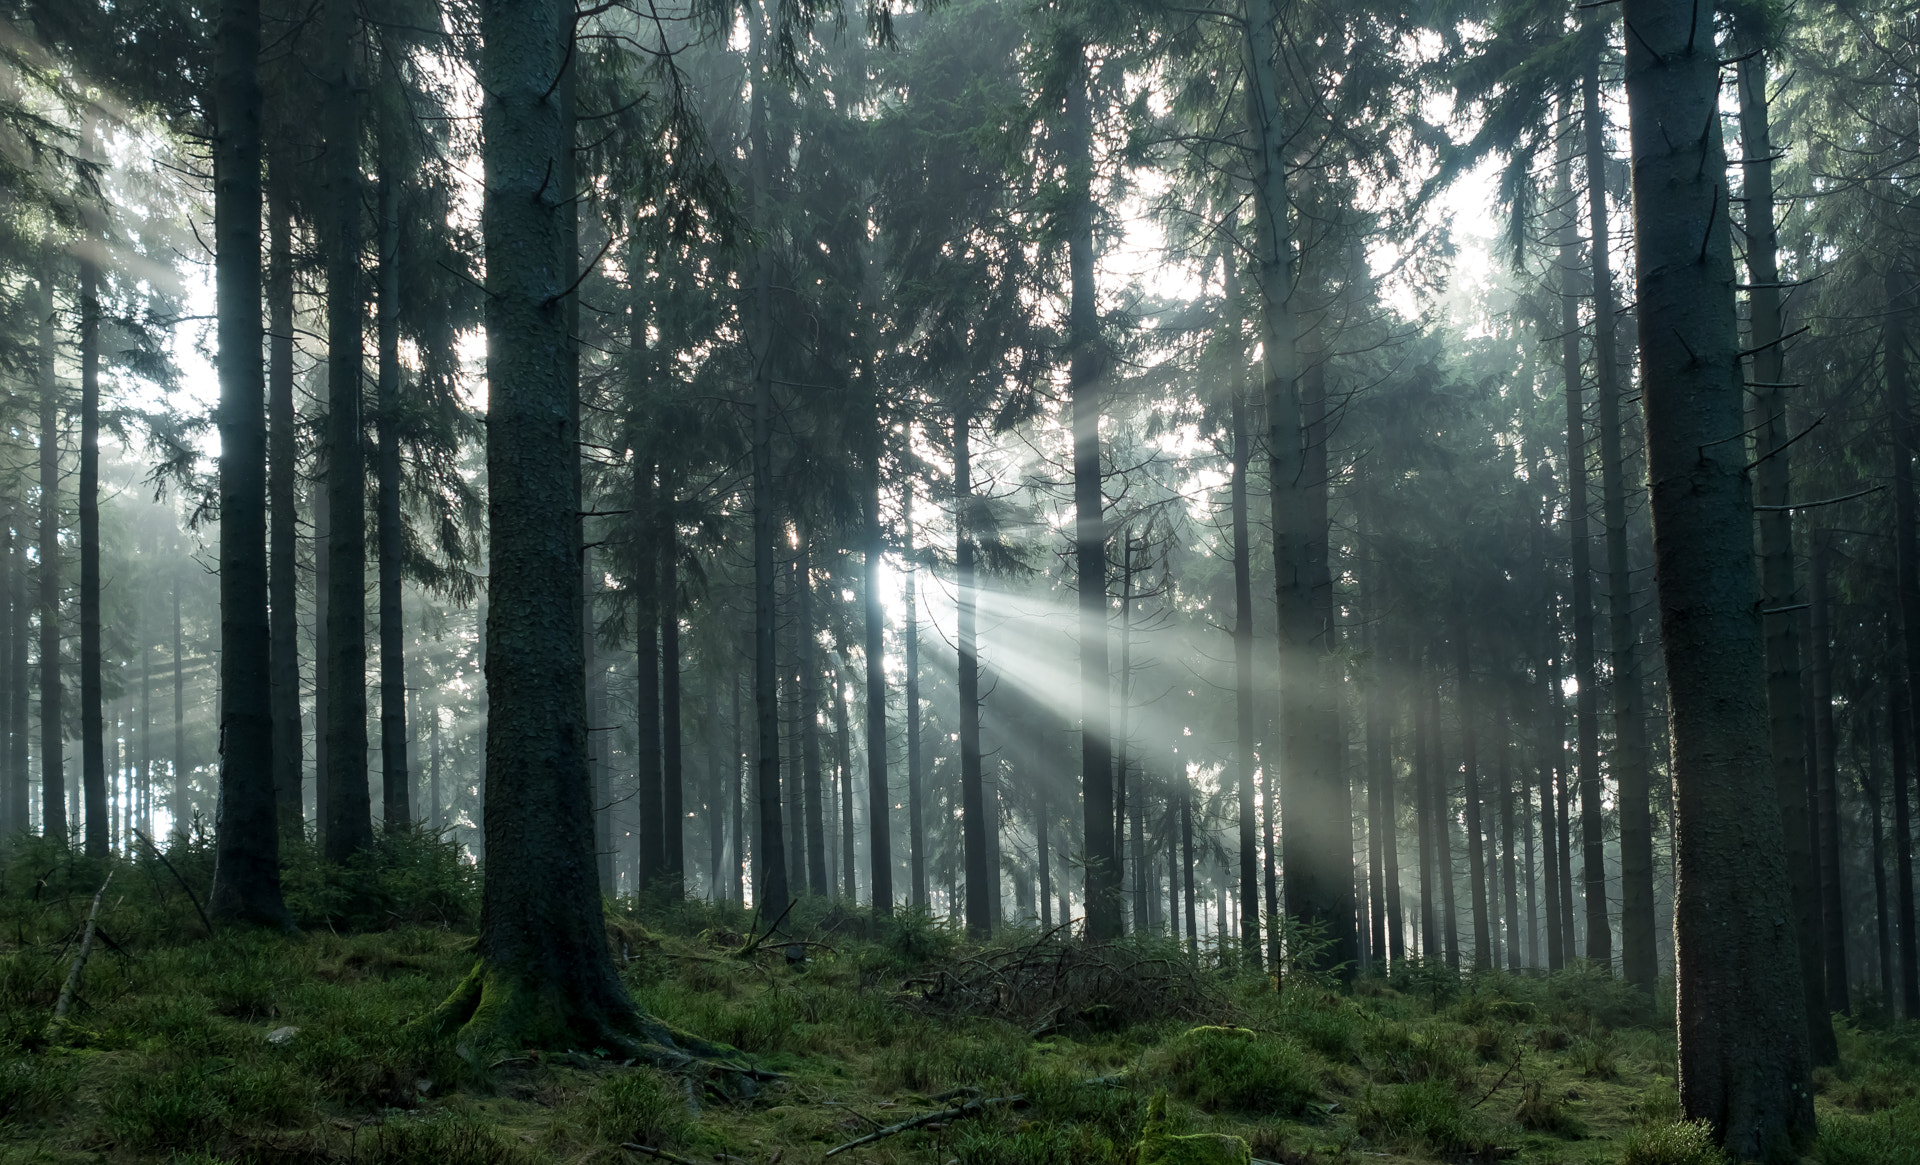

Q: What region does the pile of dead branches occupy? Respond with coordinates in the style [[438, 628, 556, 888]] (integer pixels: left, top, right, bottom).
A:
[[900, 928, 1227, 1034]]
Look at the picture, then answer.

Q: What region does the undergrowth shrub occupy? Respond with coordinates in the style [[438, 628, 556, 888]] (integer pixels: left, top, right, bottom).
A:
[[1819, 1100, 1920, 1165], [281, 826, 479, 930], [1618, 1120, 1732, 1165], [1514, 1079, 1582, 1135], [1352, 1079, 1490, 1156], [1154, 1025, 1316, 1115], [575, 1067, 691, 1147]]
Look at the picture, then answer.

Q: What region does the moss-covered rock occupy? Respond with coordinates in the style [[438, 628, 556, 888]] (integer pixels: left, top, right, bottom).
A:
[[1133, 1092, 1251, 1165]]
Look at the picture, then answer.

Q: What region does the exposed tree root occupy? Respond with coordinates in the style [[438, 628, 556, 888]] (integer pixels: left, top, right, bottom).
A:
[[420, 959, 772, 1099]]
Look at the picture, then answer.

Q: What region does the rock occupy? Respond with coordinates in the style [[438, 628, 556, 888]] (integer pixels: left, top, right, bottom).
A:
[[1133, 1093, 1251, 1165], [265, 1026, 299, 1045]]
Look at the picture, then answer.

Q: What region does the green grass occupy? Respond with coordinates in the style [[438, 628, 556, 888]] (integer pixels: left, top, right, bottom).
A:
[[0, 842, 1908, 1164]]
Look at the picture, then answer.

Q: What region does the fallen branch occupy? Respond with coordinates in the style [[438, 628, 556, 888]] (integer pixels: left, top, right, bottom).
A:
[[621, 1143, 701, 1165], [135, 829, 212, 937], [1468, 1052, 1524, 1110], [47, 872, 113, 1044], [823, 1093, 1021, 1158]]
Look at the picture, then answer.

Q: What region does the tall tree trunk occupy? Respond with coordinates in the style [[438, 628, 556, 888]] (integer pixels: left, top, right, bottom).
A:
[[9, 519, 28, 834], [376, 126, 410, 832], [1810, 529, 1850, 1014], [1620, 0, 1814, 1149], [141, 584, 152, 841], [1893, 677, 1917, 1016], [660, 470, 683, 896], [429, 694, 442, 831], [1738, 21, 1834, 1055], [1115, 540, 1132, 933], [429, 0, 718, 1065], [1181, 779, 1198, 954], [0, 510, 12, 837], [955, 410, 990, 937], [37, 269, 63, 843], [586, 550, 611, 894], [1363, 605, 1390, 967], [206, 0, 288, 925], [1038, 790, 1052, 929], [171, 578, 183, 835], [1499, 707, 1521, 972], [797, 538, 827, 898], [1585, 19, 1654, 990], [1868, 709, 1893, 1007], [1458, 620, 1490, 970], [1247, 0, 1349, 976], [1230, 364, 1260, 966], [746, 4, 787, 919], [904, 483, 925, 909], [321, 0, 370, 861], [633, 462, 661, 888], [1534, 461, 1564, 971], [834, 660, 855, 902], [1555, 83, 1606, 967], [78, 242, 105, 858], [731, 674, 744, 903], [1065, 52, 1117, 943], [1414, 667, 1438, 956], [267, 175, 302, 833], [1430, 670, 1460, 968], [314, 433, 330, 847], [862, 371, 892, 916]]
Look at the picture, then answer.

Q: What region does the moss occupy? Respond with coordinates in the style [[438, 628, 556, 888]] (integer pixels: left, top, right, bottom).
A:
[[1132, 1093, 1251, 1165], [1154, 1026, 1317, 1116], [1618, 1120, 1733, 1165], [1351, 1079, 1492, 1157]]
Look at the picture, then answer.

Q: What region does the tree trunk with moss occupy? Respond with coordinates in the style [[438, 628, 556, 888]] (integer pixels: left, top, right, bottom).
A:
[[1620, 0, 1813, 1152], [206, 0, 289, 927], [429, 0, 748, 1071]]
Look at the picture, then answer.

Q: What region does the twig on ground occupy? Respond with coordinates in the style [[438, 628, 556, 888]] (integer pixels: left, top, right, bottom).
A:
[[47, 872, 112, 1043], [1468, 1052, 1524, 1110], [134, 829, 212, 937], [823, 1093, 1022, 1158], [620, 1143, 701, 1165]]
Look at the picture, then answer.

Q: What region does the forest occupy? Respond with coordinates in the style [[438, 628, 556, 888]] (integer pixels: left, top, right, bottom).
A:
[[0, 0, 1915, 1161]]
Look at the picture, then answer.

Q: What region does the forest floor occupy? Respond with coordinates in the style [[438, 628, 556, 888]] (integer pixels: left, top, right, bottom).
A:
[[0, 835, 1914, 1164]]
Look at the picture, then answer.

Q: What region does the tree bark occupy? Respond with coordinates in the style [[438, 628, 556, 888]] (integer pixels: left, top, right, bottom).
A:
[[797, 538, 828, 898], [1554, 82, 1606, 968], [1737, 22, 1835, 1058], [267, 174, 303, 834], [321, 0, 370, 861], [78, 240, 105, 859], [207, 0, 289, 926], [1621, 0, 1814, 1149], [9, 518, 27, 834], [1430, 670, 1460, 968], [376, 123, 410, 832], [1458, 621, 1490, 970], [1230, 354, 1260, 966], [586, 549, 610, 894], [37, 269, 63, 843], [171, 578, 184, 836], [634, 461, 662, 887], [429, 0, 730, 1069], [746, 2, 787, 918], [1585, 20, 1655, 991], [1065, 51, 1117, 943], [1414, 666, 1438, 957], [904, 482, 925, 909], [862, 362, 892, 916], [660, 469, 683, 896], [955, 411, 990, 937], [1893, 677, 1917, 1017], [1810, 529, 1850, 1014]]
